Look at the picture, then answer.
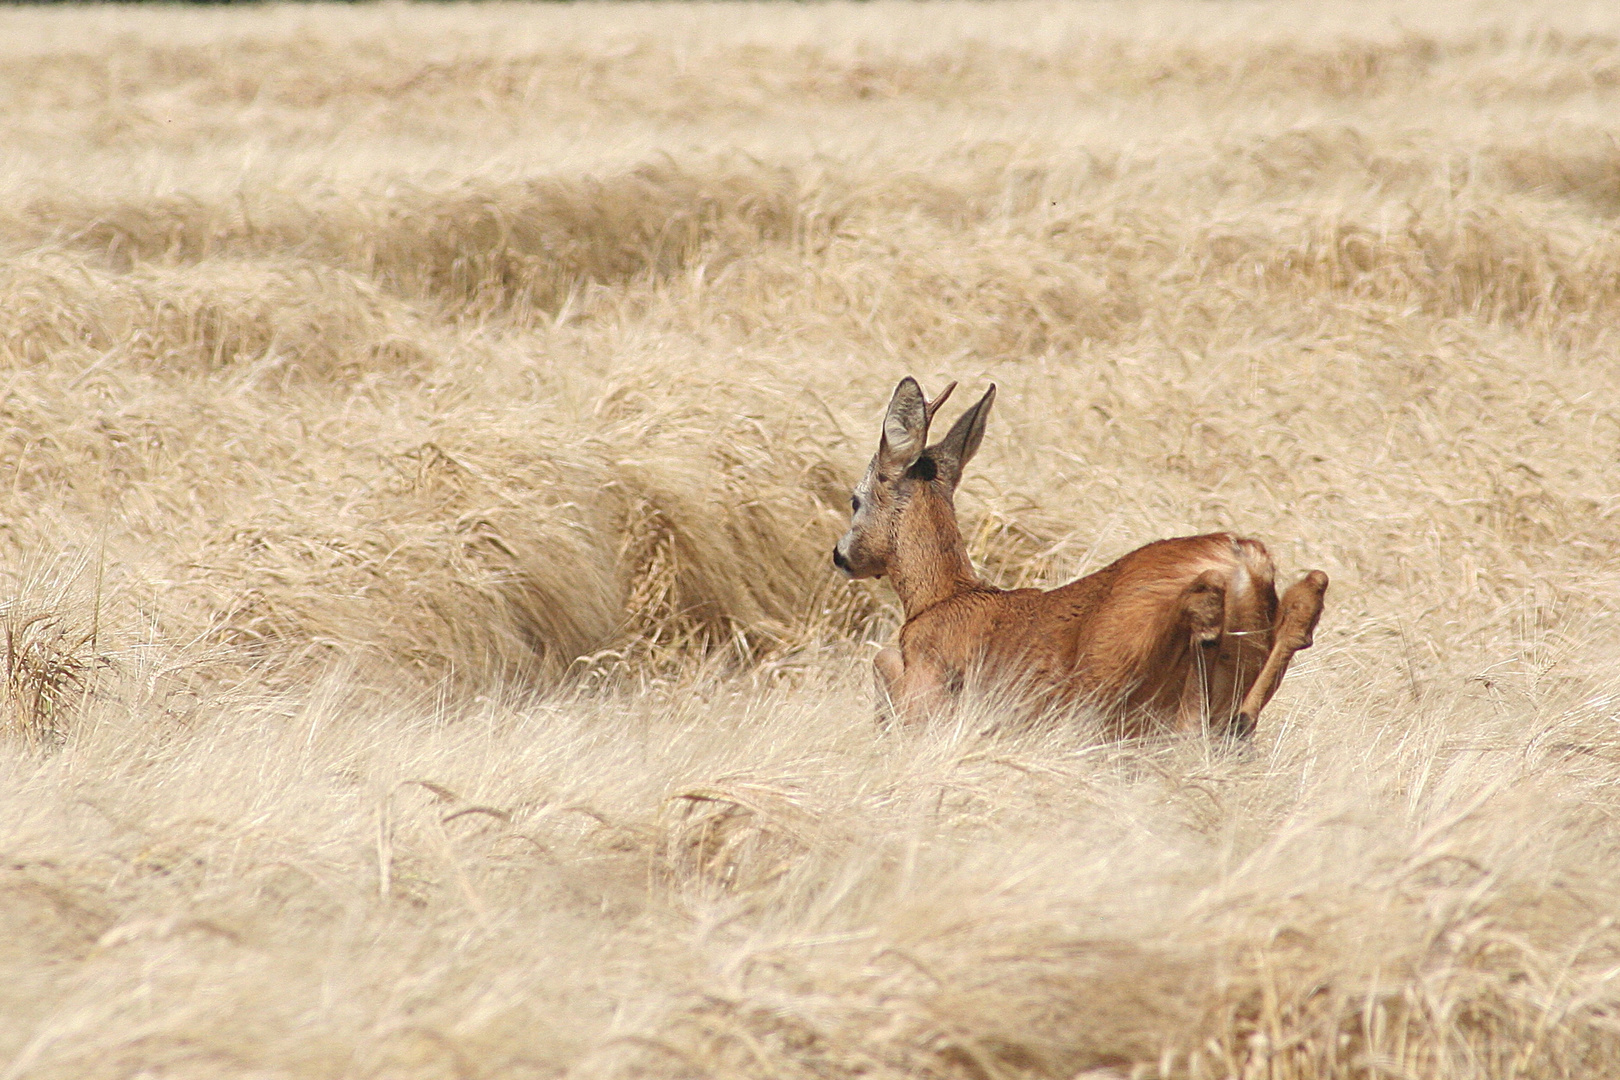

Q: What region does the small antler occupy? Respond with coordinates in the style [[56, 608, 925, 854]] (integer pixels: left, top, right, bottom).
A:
[[924, 381, 958, 424]]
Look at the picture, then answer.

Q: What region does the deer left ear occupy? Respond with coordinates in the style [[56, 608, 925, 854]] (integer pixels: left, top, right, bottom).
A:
[[878, 377, 930, 473], [929, 384, 996, 490]]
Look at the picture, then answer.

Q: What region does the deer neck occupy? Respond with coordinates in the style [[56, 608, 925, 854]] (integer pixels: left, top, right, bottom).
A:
[[888, 485, 981, 620]]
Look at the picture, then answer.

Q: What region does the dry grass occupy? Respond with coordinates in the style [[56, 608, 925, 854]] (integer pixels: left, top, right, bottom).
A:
[[3, 1, 1620, 1076]]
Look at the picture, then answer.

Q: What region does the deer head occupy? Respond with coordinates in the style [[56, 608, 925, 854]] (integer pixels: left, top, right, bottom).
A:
[[832, 376, 997, 581]]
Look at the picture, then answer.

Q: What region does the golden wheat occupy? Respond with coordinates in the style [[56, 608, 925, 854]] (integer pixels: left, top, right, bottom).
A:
[[3, 1, 1620, 1077]]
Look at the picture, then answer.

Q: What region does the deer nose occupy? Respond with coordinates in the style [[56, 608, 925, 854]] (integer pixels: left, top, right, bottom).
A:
[[832, 545, 849, 571]]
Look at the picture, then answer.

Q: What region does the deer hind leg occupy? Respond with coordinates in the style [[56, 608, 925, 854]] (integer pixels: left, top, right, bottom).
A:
[[1231, 570, 1329, 739], [1175, 570, 1228, 732]]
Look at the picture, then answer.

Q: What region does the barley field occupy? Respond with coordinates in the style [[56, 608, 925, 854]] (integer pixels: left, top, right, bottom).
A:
[[3, 1, 1620, 1076]]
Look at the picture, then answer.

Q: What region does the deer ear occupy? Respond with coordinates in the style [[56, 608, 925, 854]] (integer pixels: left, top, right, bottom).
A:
[[878, 377, 929, 472], [930, 384, 996, 490]]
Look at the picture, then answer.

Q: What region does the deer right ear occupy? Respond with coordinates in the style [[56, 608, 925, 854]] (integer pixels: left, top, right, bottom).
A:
[[878, 377, 929, 473], [930, 383, 996, 490]]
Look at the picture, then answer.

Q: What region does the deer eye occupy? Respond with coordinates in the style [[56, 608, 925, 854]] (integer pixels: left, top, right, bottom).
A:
[[851, 495, 862, 513]]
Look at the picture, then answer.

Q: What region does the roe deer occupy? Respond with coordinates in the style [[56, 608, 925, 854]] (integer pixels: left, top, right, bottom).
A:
[[832, 377, 1327, 738]]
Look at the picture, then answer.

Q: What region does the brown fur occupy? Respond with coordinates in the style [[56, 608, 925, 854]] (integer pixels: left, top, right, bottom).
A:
[[836, 378, 1327, 738]]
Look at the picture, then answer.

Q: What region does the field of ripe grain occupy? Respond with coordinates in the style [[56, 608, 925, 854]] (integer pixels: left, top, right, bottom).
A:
[[4, 2, 1620, 1077]]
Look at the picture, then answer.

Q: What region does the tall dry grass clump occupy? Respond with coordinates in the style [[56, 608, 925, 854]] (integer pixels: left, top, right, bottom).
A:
[[3, 1, 1620, 1077]]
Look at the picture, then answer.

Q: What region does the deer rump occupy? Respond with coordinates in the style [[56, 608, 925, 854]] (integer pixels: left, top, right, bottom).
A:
[[835, 377, 1327, 738]]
